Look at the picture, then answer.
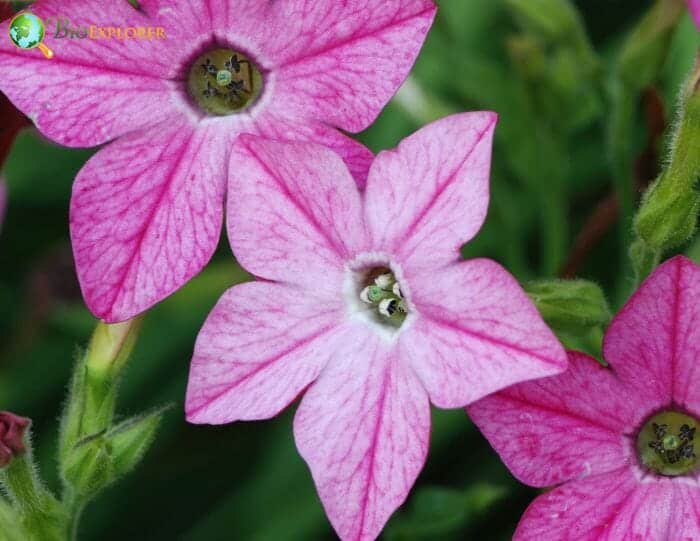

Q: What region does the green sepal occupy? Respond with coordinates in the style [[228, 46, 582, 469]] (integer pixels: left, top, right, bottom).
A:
[[108, 406, 168, 478], [61, 431, 113, 498], [59, 319, 143, 469], [525, 279, 611, 333], [62, 406, 168, 498]]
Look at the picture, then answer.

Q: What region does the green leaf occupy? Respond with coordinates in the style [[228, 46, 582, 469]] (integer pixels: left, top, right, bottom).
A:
[[384, 484, 507, 540]]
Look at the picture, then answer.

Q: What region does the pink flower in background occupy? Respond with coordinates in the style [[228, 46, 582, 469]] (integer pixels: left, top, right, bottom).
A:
[[185, 113, 567, 540], [0, 0, 436, 322], [469, 256, 700, 540], [690, 0, 700, 28]]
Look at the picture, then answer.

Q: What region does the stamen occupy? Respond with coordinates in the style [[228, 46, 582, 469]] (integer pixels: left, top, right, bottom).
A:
[[356, 267, 408, 328], [188, 48, 263, 116]]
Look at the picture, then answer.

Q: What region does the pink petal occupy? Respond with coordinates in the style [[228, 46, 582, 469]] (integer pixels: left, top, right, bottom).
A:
[[220, 0, 436, 133], [364, 113, 497, 274], [603, 256, 700, 414], [514, 468, 700, 540], [254, 110, 374, 186], [689, 0, 700, 28], [70, 119, 226, 322], [294, 326, 430, 541], [402, 258, 566, 409], [186, 281, 345, 424], [0, 0, 188, 147], [227, 136, 367, 292], [468, 352, 635, 488]]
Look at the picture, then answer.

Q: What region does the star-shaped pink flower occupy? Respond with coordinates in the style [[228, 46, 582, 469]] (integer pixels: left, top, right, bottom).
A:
[[0, 0, 436, 322], [185, 113, 568, 541], [469, 256, 700, 540]]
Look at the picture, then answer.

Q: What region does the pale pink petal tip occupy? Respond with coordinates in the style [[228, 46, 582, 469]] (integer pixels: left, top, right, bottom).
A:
[[364, 112, 498, 273], [406, 258, 567, 409], [70, 121, 227, 322], [185, 282, 346, 425], [294, 331, 430, 541]]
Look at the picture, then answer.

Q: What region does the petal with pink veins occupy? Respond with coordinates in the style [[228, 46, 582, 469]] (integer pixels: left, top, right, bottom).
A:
[[70, 118, 227, 322], [216, 0, 436, 133], [294, 326, 430, 541], [603, 256, 700, 414], [228, 136, 367, 293], [186, 281, 346, 424], [402, 258, 566, 409], [254, 110, 374, 186], [468, 352, 637, 488], [364, 113, 497, 274], [0, 0, 191, 147], [514, 468, 700, 541]]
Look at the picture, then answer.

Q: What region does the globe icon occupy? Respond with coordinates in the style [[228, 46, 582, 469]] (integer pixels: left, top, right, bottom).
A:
[[9, 12, 53, 59]]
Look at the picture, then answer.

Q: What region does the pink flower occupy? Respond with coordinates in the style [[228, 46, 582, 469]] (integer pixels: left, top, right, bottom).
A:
[[185, 113, 568, 541], [0, 411, 31, 467], [0, 0, 436, 322], [469, 256, 700, 540], [690, 0, 700, 28]]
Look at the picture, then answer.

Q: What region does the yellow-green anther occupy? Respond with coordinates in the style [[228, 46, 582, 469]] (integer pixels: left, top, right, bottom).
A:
[[374, 274, 393, 289]]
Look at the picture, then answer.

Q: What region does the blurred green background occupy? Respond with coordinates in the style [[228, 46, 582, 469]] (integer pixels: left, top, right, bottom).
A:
[[1, 0, 699, 539]]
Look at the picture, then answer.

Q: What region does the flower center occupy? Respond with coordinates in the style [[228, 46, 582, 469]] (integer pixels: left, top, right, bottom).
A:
[[187, 48, 263, 116], [358, 268, 407, 328], [636, 410, 698, 477]]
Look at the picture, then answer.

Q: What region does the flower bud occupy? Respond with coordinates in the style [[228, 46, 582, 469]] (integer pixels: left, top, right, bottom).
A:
[[0, 412, 30, 468], [634, 57, 700, 252]]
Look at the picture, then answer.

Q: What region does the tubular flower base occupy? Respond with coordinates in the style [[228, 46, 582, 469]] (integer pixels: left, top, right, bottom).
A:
[[0, 0, 436, 322], [185, 114, 568, 541], [469, 256, 700, 540]]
